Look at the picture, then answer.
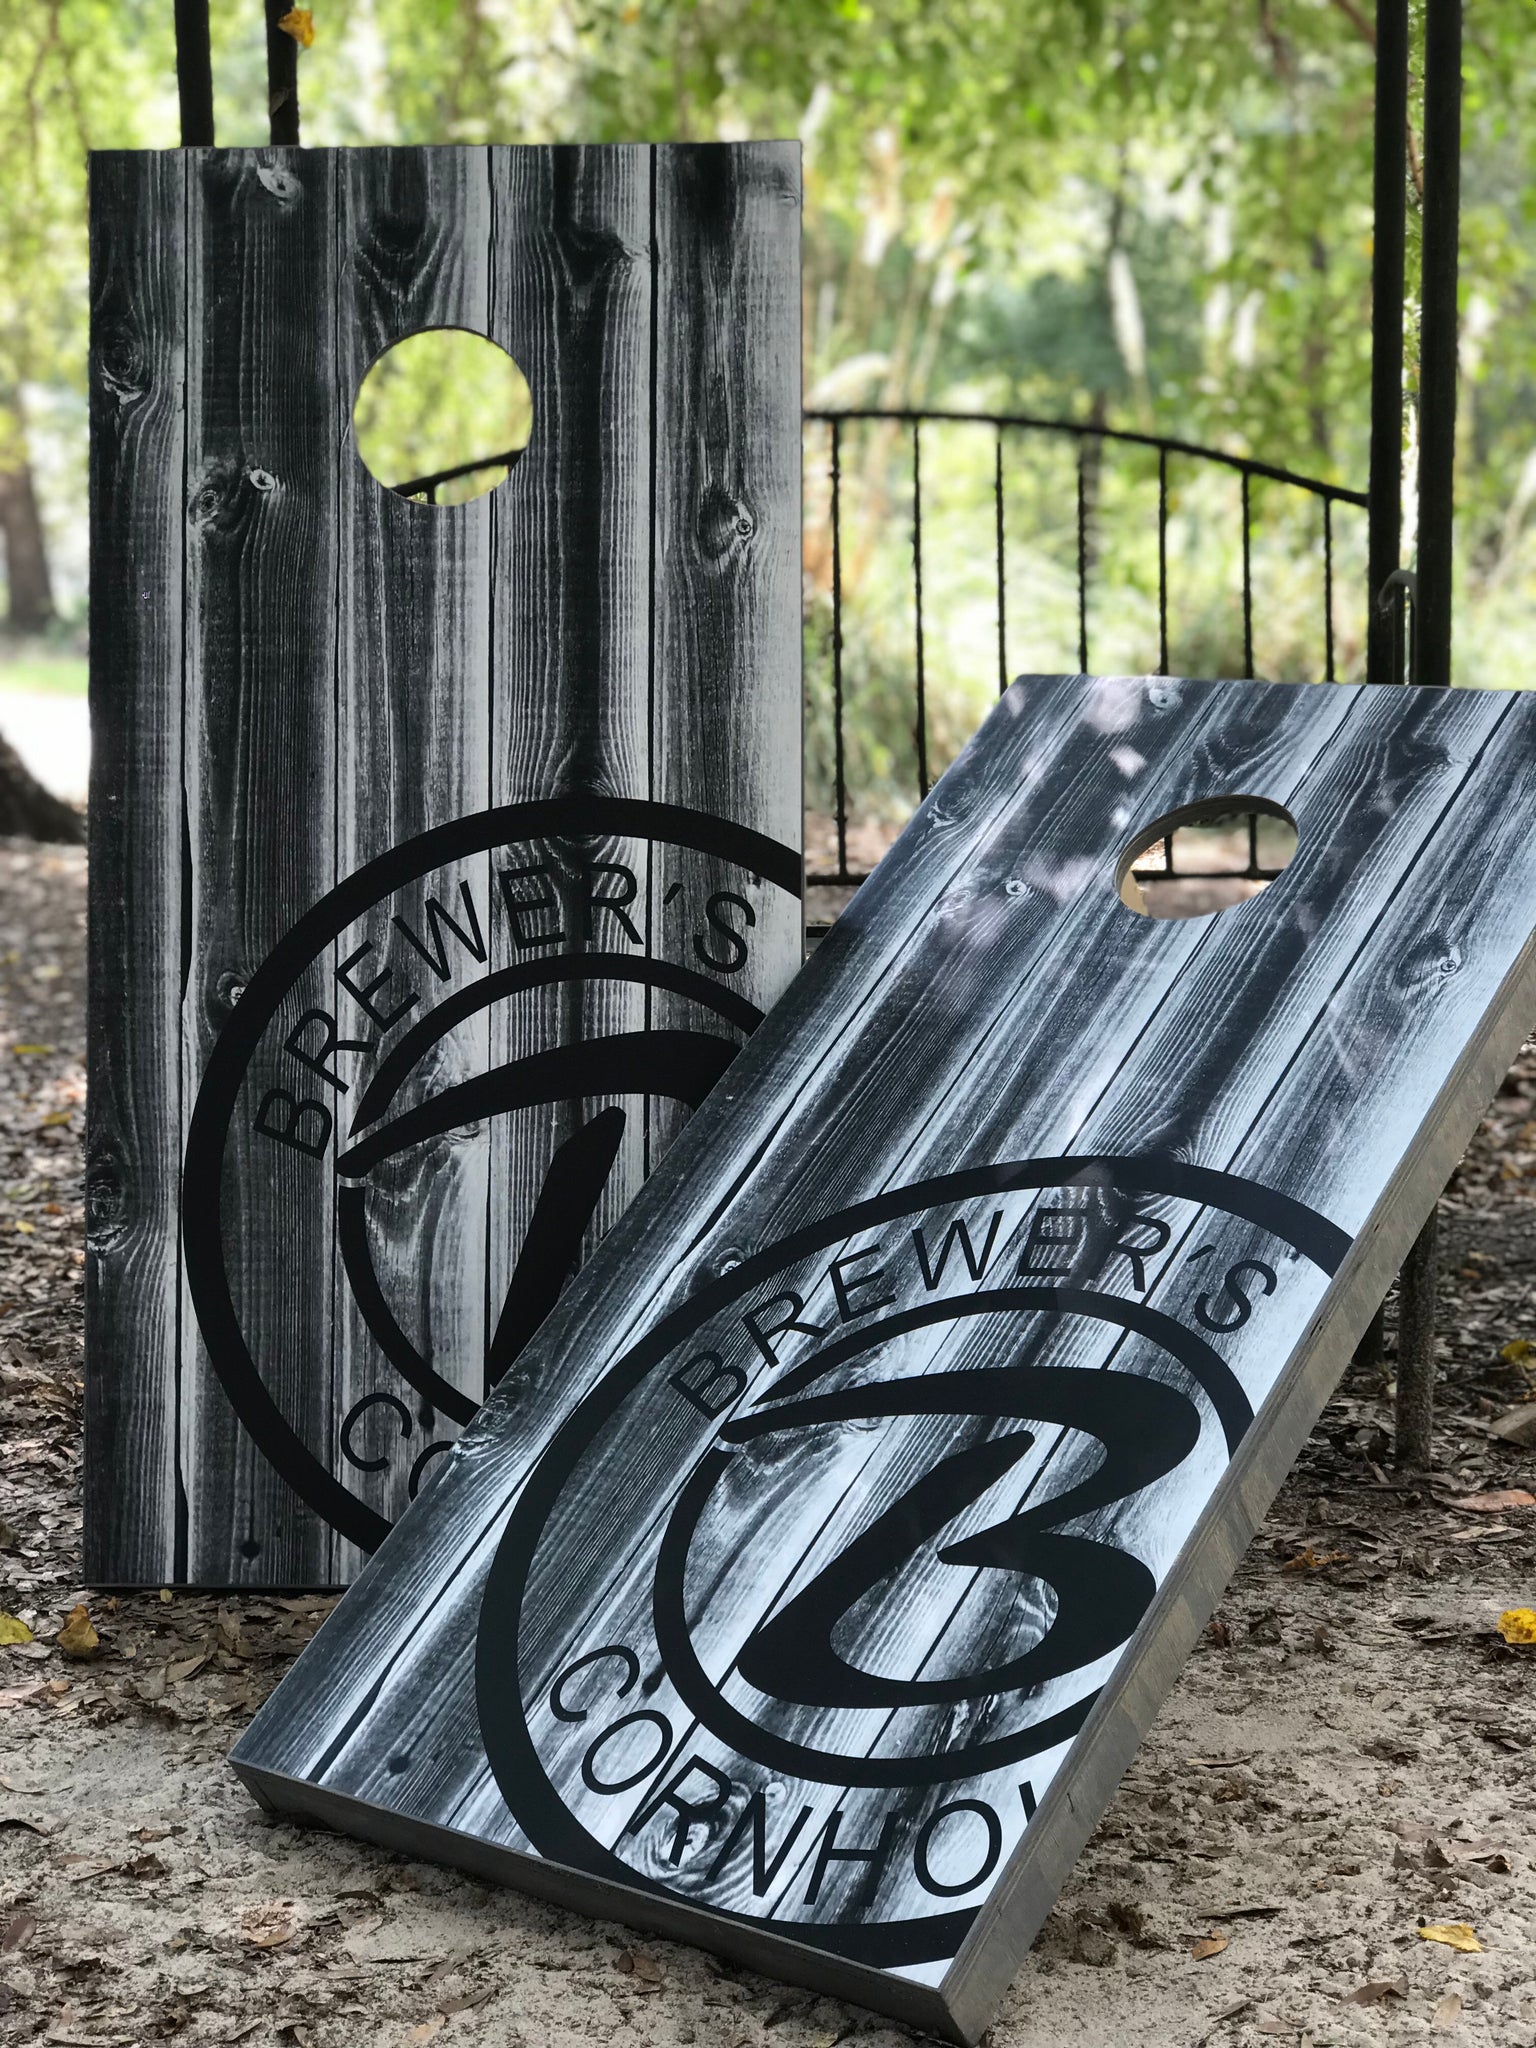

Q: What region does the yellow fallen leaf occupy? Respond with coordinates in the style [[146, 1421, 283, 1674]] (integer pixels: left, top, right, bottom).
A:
[[56, 1604, 99, 1659], [13, 1221, 33, 1235], [1498, 1607, 1536, 1645], [11, 1045, 53, 1057], [1500, 1338, 1534, 1364], [0, 1614, 34, 1646], [37, 1111, 70, 1128], [1282, 1545, 1350, 1572], [1190, 1934, 1229, 1960], [1419, 1923, 1482, 1954], [277, 6, 315, 44]]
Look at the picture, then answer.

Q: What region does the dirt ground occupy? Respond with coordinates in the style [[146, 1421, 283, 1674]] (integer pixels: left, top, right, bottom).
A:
[[1, 836, 1533, 2048]]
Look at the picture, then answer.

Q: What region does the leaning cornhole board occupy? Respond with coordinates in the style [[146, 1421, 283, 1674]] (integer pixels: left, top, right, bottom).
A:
[[85, 143, 802, 1588], [237, 671, 1536, 2031], [236, 672, 1536, 2042]]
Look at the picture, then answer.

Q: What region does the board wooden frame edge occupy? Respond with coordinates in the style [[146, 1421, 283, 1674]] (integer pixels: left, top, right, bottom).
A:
[[942, 920, 1536, 2040]]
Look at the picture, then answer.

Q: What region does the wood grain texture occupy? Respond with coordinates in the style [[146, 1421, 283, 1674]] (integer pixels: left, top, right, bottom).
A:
[[236, 674, 1536, 2043], [85, 144, 803, 1587], [648, 143, 804, 1161], [330, 146, 495, 1581], [180, 148, 343, 1588], [484, 145, 653, 1408], [84, 151, 188, 1585]]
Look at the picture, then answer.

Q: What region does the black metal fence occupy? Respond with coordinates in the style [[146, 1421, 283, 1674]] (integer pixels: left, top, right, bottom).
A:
[[803, 407, 1368, 893], [392, 411, 1367, 899]]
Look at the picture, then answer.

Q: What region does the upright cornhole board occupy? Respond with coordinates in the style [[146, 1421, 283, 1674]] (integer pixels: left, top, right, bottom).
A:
[[236, 673, 1536, 2042], [85, 143, 803, 1588]]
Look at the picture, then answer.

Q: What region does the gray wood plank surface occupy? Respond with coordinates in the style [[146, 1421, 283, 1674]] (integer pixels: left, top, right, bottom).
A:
[[86, 143, 803, 1587], [83, 151, 188, 1585], [235, 674, 1536, 2043], [329, 145, 495, 1582], [648, 143, 804, 1162], [180, 149, 343, 1588], [483, 144, 654, 1409]]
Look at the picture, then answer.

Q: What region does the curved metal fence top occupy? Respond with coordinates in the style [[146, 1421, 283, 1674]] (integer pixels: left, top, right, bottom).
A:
[[804, 406, 1366, 890]]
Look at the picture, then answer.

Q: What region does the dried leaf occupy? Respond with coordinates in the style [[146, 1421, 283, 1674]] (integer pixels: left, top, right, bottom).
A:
[[1282, 1546, 1350, 1571], [123, 1851, 169, 1880], [1451, 1488, 1535, 1513], [1497, 1607, 1536, 1645], [1418, 1923, 1483, 1953], [0, 1612, 34, 1646], [407, 2023, 444, 2045], [1499, 1337, 1535, 1363], [0, 1912, 36, 1953], [36, 1111, 69, 1128], [1434, 1991, 1463, 2027], [55, 1604, 99, 1659], [1490, 1402, 1536, 1447], [10, 1044, 54, 1056], [1344, 1979, 1407, 2005], [1189, 1935, 1229, 1960], [1190, 1900, 1283, 1919], [241, 1901, 297, 1949], [277, 7, 316, 45]]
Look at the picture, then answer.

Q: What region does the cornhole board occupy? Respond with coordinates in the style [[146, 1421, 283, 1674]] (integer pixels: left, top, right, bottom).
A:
[[234, 673, 1536, 2043], [85, 143, 802, 1588]]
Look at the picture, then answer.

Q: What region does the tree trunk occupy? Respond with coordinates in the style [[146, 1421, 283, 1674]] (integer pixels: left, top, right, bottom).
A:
[[0, 728, 82, 842], [0, 461, 56, 634]]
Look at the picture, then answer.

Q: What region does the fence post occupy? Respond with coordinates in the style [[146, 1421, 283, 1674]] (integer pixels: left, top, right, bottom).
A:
[[174, 0, 215, 146], [1354, 0, 1409, 1384], [1394, 0, 1462, 1467], [265, 0, 301, 145]]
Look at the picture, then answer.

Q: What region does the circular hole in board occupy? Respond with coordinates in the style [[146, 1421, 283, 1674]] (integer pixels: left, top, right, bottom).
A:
[[1116, 796, 1298, 920], [353, 328, 533, 506]]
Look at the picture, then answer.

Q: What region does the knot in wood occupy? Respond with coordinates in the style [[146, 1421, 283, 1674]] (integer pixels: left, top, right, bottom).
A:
[[96, 328, 145, 408], [188, 460, 248, 535], [255, 166, 302, 205], [84, 1156, 125, 1246], [1393, 933, 1463, 993], [697, 484, 754, 559]]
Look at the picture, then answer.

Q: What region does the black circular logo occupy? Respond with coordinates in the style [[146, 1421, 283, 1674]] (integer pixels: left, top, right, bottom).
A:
[[183, 796, 802, 1555], [475, 1157, 1348, 1964]]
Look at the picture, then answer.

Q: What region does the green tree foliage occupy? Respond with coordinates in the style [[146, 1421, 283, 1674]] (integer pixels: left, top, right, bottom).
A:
[[4, 0, 1535, 771]]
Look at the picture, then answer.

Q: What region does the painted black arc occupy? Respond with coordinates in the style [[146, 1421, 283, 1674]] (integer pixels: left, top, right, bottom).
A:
[[654, 1296, 1232, 1786], [336, 1024, 743, 1419], [719, 1359, 1200, 1712], [474, 1157, 1349, 1967], [181, 797, 801, 1556]]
